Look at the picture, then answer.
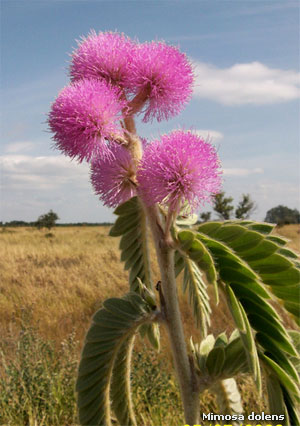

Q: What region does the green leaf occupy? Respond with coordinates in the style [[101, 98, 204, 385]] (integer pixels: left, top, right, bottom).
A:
[[266, 235, 289, 246], [245, 222, 276, 234], [197, 221, 223, 235], [113, 197, 139, 216], [256, 332, 299, 382], [214, 332, 228, 347], [265, 374, 286, 415], [270, 284, 299, 302], [222, 337, 248, 376], [177, 230, 218, 303], [213, 224, 247, 243], [231, 279, 270, 299], [278, 247, 299, 259], [250, 253, 293, 274], [241, 239, 279, 262], [240, 298, 290, 338], [110, 197, 160, 350], [182, 257, 211, 335], [260, 268, 300, 286], [248, 313, 297, 357], [199, 334, 215, 356], [145, 322, 160, 351], [109, 214, 139, 237], [113, 197, 153, 292], [199, 236, 259, 280], [225, 229, 264, 252], [281, 384, 300, 426], [177, 229, 195, 250], [289, 330, 300, 353], [239, 302, 262, 391], [262, 354, 300, 400], [205, 346, 225, 377], [197, 220, 300, 322], [284, 302, 300, 326], [76, 293, 156, 426], [110, 337, 137, 426], [225, 286, 246, 333]]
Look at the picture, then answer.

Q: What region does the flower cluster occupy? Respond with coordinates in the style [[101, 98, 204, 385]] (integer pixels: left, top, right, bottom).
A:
[[48, 78, 125, 162], [49, 31, 222, 212], [131, 42, 194, 122], [91, 142, 137, 207], [49, 31, 194, 161], [137, 131, 222, 212], [70, 30, 136, 88]]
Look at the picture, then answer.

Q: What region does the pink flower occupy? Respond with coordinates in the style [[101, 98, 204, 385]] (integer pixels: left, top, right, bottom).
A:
[[137, 130, 222, 212], [48, 78, 126, 162], [70, 30, 136, 88], [91, 143, 136, 207], [130, 41, 194, 122]]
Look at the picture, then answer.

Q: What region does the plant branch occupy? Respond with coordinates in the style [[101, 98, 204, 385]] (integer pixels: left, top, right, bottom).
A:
[[146, 203, 200, 424]]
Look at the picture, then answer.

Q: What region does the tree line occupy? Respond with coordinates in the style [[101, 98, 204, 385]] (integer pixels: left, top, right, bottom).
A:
[[201, 192, 299, 225], [1, 195, 299, 229]]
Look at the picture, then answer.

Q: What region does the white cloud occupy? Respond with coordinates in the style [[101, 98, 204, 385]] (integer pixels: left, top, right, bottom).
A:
[[194, 129, 224, 142], [0, 155, 90, 190], [4, 141, 35, 153], [193, 61, 300, 105], [224, 168, 263, 176]]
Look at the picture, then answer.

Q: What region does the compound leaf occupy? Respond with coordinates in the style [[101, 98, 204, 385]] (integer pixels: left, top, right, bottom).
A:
[[76, 292, 156, 426]]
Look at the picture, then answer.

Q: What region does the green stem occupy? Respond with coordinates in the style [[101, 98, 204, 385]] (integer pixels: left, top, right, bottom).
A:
[[146, 205, 200, 425]]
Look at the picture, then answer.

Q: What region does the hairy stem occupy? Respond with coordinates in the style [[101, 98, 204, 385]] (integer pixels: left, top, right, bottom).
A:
[[146, 205, 200, 424], [123, 116, 200, 424]]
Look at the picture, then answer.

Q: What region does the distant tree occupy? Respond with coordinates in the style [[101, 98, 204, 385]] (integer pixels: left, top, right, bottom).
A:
[[265, 205, 300, 226], [235, 193, 256, 219], [35, 210, 59, 230], [199, 212, 211, 222], [213, 192, 234, 220]]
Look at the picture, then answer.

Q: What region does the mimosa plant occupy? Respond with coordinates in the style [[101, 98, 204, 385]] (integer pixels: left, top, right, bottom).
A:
[[48, 31, 300, 426]]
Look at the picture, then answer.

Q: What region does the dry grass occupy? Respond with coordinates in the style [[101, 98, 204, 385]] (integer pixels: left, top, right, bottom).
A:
[[0, 224, 298, 347], [0, 223, 298, 425], [0, 226, 134, 344], [275, 223, 300, 251]]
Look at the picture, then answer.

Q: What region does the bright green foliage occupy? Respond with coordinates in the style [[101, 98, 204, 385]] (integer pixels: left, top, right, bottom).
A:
[[191, 220, 299, 423], [76, 292, 157, 426], [191, 333, 244, 425], [109, 197, 160, 350], [197, 221, 300, 324], [176, 229, 218, 302], [191, 331, 248, 382], [109, 197, 152, 292]]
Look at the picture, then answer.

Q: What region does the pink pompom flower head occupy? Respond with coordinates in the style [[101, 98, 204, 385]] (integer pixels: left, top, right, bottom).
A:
[[48, 78, 126, 162], [70, 30, 136, 88], [130, 41, 194, 122], [137, 130, 222, 213], [91, 142, 137, 208]]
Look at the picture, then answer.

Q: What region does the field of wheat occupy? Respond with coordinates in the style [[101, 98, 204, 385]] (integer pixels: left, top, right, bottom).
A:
[[0, 224, 299, 425]]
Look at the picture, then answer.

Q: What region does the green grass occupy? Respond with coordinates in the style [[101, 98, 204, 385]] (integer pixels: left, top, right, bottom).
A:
[[0, 325, 266, 426]]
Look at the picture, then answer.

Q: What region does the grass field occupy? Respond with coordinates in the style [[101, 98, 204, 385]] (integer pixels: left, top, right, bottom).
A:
[[0, 224, 299, 425]]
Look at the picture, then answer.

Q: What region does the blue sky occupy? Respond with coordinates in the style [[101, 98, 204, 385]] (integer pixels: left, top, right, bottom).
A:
[[1, 0, 299, 223]]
